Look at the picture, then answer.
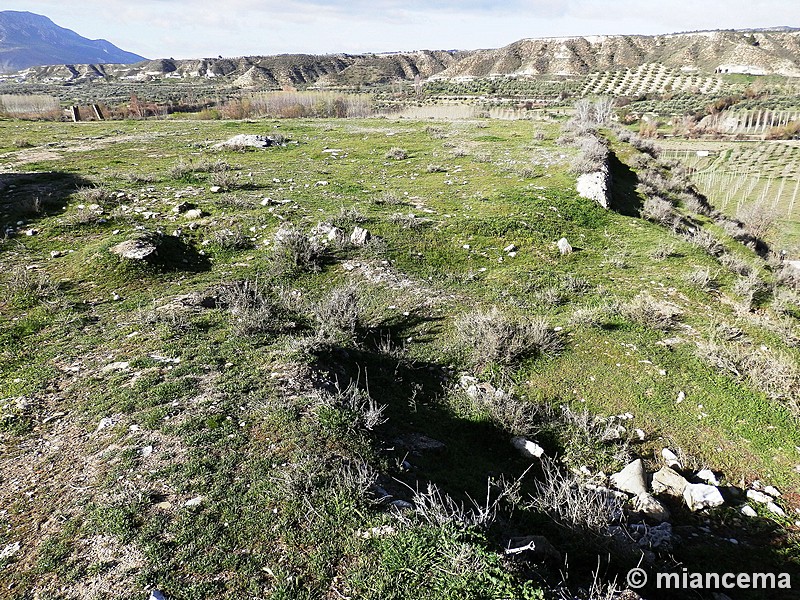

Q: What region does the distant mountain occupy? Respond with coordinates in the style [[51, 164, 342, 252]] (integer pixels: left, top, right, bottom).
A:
[[0, 11, 145, 72]]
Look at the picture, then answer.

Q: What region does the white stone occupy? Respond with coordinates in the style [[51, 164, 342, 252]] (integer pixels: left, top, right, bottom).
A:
[[683, 483, 724, 511], [95, 417, 115, 432], [741, 505, 758, 518], [610, 459, 647, 496], [696, 469, 719, 486], [661, 448, 682, 469], [746, 489, 771, 504], [110, 238, 157, 260], [651, 466, 688, 497], [350, 226, 371, 246], [184, 496, 204, 507], [511, 437, 545, 459], [504, 244, 517, 253], [576, 168, 610, 208], [767, 502, 786, 518], [0, 541, 20, 560], [557, 237, 572, 255], [764, 485, 781, 498], [633, 492, 670, 522]]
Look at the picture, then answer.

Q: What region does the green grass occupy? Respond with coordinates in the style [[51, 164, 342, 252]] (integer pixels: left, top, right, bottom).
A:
[[1, 116, 799, 599]]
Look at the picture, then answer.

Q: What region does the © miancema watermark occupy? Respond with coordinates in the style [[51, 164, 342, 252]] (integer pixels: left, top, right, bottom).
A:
[[626, 567, 792, 590]]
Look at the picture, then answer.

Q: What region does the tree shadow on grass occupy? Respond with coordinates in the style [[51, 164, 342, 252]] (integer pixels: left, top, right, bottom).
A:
[[309, 308, 800, 599], [0, 171, 92, 228]]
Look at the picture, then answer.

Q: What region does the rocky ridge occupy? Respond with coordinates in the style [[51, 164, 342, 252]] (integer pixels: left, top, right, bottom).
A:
[[5, 29, 800, 86]]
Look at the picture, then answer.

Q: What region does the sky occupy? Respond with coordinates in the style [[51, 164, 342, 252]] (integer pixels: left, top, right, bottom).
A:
[[5, 0, 799, 60]]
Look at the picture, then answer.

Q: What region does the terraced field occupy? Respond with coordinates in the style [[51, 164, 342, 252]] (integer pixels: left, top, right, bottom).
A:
[[582, 64, 724, 97], [660, 139, 800, 251]]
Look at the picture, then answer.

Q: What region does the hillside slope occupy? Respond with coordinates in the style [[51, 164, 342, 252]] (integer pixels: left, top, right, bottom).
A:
[[435, 30, 800, 78], [0, 117, 798, 599], [5, 29, 800, 86]]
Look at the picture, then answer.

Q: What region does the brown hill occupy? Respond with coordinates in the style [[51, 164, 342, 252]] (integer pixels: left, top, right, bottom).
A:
[[4, 29, 800, 87]]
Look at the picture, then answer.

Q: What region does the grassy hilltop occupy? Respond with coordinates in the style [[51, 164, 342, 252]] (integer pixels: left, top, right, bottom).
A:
[[1, 115, 799, 598]]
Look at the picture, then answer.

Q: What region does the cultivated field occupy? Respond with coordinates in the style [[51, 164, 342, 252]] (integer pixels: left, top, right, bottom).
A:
[[659, 138, 800, 251]]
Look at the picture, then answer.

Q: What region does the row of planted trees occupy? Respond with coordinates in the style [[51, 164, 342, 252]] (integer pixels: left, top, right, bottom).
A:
[[0, 90, 377, 121]]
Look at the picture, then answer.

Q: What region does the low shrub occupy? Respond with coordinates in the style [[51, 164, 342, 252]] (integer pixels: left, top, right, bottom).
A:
[[454, 307, 562, 366], [621, 292, 681, 330], [270, 226, 327, 274], [313, 284, 362, 345], [640, 196, 675, 225], [218, 279, 280, 335], [385, 147, 408, 160]]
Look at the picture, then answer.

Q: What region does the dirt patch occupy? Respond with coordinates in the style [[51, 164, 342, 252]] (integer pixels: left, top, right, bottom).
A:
[[0, 133, 171, 171]]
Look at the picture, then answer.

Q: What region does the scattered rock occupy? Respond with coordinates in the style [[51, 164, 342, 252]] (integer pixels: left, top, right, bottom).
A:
[[651, 466, 689, 498], [696, 469, 720, 486], [95, 417, 116, 432], [184, 496, 204, 508], [173, 201, 196, 213], [0, 541, 20, 560], [661, 448, 682, 469], [557, 237, 572, 255], [213, 134, 281, 149], [511, 436, 545, 459], [209, 186, 223, 194], [350, 226, 371, 246], [101, 361, 130, 373], [683, 483, 724, 511], [610, 459, 647, 496], [767, 502, 786, 518], [503, 243, 517, 253], [110, 237, 158, 261], [746, 489, 771, 504], [741, 505, 758, 518], [629, 521, 673, 551], [503, 535, 560, 560], [358, 525, 397, 539], [764, 485, 781, 498], [633, 492, 670, 522], [608, 522, 673, 559], [157, 291, 218, 312], [149, 591, 167, 600]]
